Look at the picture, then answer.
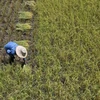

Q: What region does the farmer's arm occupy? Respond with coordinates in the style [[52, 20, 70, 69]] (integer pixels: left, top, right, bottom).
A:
[[21, 58, 26, 68]]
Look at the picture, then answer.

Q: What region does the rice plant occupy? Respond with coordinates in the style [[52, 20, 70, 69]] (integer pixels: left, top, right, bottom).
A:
[[16, 23, 32, 31], [18, 11, 33, 20], [14, 40, 29, 49], [25, 1, 36, 10]]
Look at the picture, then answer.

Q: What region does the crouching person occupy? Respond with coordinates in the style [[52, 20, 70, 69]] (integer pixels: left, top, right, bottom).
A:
[[4, 41, 27, 67]]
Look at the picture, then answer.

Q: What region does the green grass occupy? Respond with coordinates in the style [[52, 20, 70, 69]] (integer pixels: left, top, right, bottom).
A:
[[0, 0, 100, 100]]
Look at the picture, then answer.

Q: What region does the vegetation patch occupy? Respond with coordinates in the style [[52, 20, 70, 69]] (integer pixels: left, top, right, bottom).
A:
[[14, 40, 30, 49], [25, 0, 36, 10], [18, 11, 33, 20], [16, 23, 32, 31], [0, 65, 33, 100]]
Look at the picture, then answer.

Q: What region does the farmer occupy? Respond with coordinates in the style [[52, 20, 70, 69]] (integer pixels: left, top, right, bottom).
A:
[[4, 41, 27, 67]]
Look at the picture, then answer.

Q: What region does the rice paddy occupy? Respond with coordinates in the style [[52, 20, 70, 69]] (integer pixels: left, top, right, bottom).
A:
[[0, 0, 100, 99]]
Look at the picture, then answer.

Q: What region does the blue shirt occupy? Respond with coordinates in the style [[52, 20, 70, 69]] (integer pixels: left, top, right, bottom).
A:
[[4, 41, 18, 55]]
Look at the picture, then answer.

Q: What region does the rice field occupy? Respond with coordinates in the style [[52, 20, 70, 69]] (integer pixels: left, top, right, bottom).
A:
[[0, 0, 100, 99]]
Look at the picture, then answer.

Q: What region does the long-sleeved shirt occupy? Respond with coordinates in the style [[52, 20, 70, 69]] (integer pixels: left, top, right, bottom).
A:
[[4, 41, 18, 56]]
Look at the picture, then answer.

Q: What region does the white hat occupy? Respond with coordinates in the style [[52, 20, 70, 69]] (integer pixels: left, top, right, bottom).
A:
[[16, 46, 27, 58]]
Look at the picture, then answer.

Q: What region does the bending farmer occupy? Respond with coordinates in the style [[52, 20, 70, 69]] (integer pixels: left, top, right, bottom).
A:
[[4, 41, 27, 67]]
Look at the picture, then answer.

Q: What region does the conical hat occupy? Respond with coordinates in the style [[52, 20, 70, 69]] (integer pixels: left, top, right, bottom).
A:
[[16, 46, 27, 58]]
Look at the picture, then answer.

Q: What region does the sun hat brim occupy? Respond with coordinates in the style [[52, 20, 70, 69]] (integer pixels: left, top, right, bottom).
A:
[[16, 46, 27, 58]]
